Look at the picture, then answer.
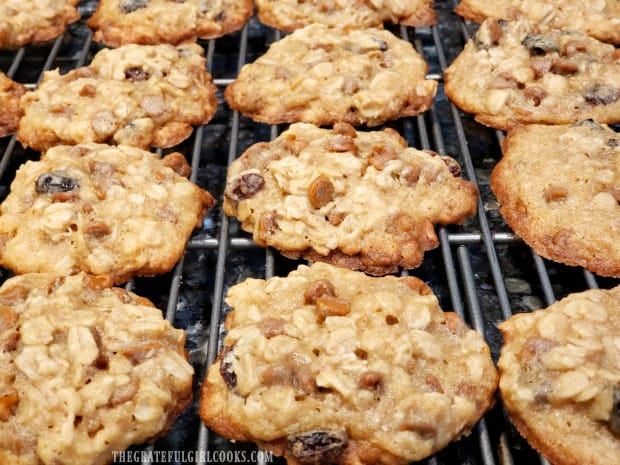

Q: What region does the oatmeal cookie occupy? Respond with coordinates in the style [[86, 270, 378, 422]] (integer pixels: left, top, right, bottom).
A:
[[498, 285, 620, 465], [454, 0, 620, 45], [0, 272, 194, 465], [0, 0, 80, 49], [88, 0, 253, 47], [0, 71, 26, 137], [490, 121, 619, 277], [255, 0, 436, 31], [0, 143, 215, 284], [224, 24, 438, 127], [17, 42, 218, 151], [223, 122, 478, 276], [200, 262, 498, 465], [444, 18, 620, 131]]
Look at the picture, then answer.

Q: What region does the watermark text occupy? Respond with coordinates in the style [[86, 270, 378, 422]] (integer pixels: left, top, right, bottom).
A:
[[112, 450, 274, 463]]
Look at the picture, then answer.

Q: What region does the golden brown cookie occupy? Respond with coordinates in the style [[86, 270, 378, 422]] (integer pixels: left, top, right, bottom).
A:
[[498, 285, 620, 465], [200, 262, 498, 465], [0, 72, 26, 138], [0, 143, 215, 284], [0, 0, 80, 49], [444, 18, 620, 131], [255, 0, 436, 31], [223, 122, 478, 276], [0, 272, 194, 465], [455, 0, 620, 45], [18, 43, 218, 151], [490, 121, 619, 277], [224, 24, 438, 127], [88, 0, 253, 47]]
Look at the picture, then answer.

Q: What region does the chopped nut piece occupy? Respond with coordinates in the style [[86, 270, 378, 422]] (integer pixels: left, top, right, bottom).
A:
[[51, 191, 80, 203], [91, 110, 118, 139], [550, 58, 578, 76], [84, 221, 111, 238], [563, 40, 587, 57], [304, 279, 336, 305], [530, 57, 553, 79]]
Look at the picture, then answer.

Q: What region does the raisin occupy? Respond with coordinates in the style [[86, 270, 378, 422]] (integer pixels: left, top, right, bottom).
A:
[[522, 34, 559, 55], [225, 173, 265, 202], [609, 385, 620, 435], [287, 430, 348, 465], [219, 347, 237, 392], [584, 84, 620, 105], [120, 0, 149, 13], [440, 156, 462, 177], [608, 139, 619, 148], [35, 172, 79, 194], [124, 67, 150, 81]]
